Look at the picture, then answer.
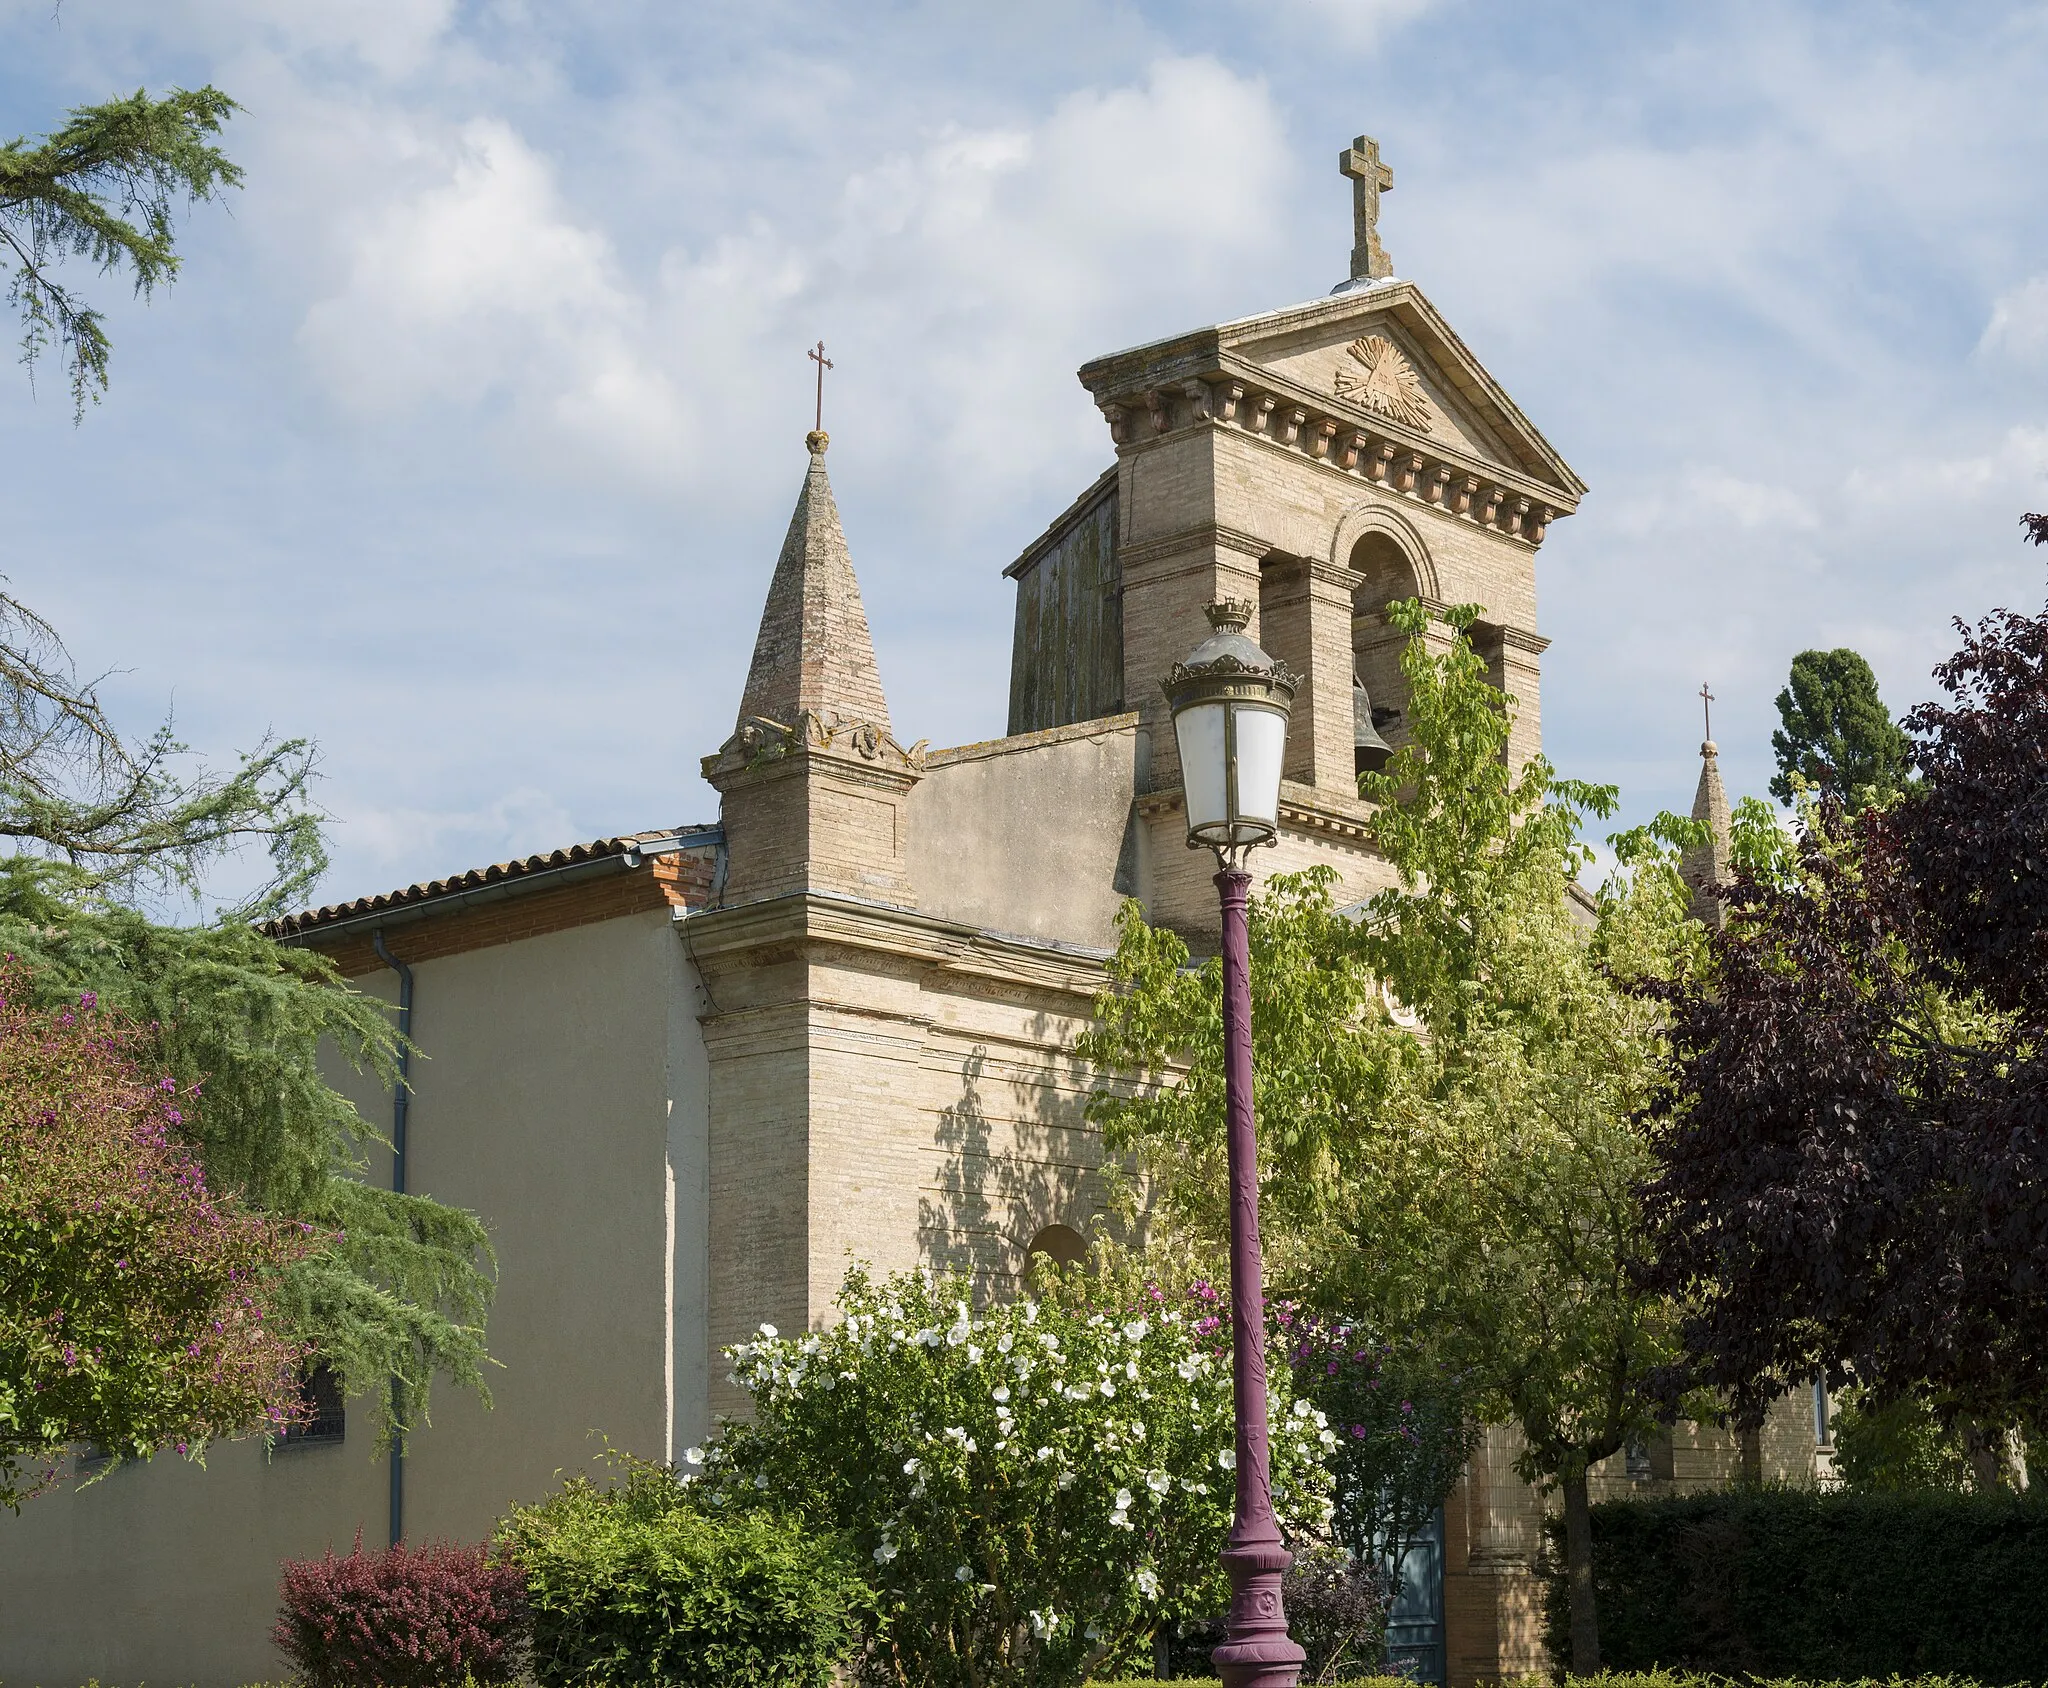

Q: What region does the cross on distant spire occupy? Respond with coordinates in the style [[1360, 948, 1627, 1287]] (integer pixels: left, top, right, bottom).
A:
[[1340, 134, 1395, 283], [808, 340, 834, 434], [1700, 682, 1715, 744]]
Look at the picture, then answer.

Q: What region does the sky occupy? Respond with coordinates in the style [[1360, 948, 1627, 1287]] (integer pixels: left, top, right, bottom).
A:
[[5, 0, 2047, 911]]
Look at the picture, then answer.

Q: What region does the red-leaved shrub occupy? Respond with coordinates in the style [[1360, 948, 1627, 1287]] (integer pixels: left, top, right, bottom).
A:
[[274, 1531, 528, 1687]]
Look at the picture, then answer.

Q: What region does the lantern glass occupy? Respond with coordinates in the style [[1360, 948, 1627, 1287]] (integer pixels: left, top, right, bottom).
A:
[[1175, 700, 1231, 841], [1231, 702, 1287, 836], [1175, 697, 1289, 848]]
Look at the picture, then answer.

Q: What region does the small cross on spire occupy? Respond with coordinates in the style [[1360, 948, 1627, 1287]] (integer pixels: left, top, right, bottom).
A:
[[1699, 682, 1716, 746], [807, 340, 834, 450], [1340, 134, 1395, 283]]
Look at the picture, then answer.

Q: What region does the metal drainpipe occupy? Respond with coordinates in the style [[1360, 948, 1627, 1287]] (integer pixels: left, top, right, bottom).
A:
[[371, 930, 413, 1548]]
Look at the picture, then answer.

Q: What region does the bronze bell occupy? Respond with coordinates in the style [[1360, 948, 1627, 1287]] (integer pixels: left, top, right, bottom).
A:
[[1354, 674, 1395, 776]]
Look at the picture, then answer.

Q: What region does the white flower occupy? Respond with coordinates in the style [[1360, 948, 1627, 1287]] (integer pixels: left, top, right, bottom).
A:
[[1085, 1622, 1103, 1641], [1035, 1446, 1054, 1461], [1115, 1487, 1134, 1508], [758, 1322, 778, 1338], [1135, 1567, 1160, 1599], [1145, 1469, 1170, 1494], [992, 1385, 1011, 1403], [873, 1541, 899, 1564], [1029, 1609, 1060, 1638], [1099, 1378, 1116, 1398], [904, 1457, 922, 1475], [1218, 1448, 1237, 1471], [966, 1344, 982, 1363], [1057, 1469, 1075, 1489], [1177, 1355, 1203, 1380], [682, 1447, 704, 1466], [956, 1563, 974, 1581], [997, 1333, 1015, 1354], [753, 1473, 769, 1489], [1126, 1360, 1140, 1381], [1124, 1319, 1148, 1342]]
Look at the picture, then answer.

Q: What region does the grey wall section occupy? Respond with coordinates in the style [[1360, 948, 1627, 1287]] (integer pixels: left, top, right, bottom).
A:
[[907, 715, 1143, 948], [0, 909, 711, 1688], [1006, 471, 1123, 737]]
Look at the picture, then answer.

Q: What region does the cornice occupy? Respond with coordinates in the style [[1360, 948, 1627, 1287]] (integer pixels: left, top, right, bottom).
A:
[[1117, 522, 1272, 573], [678, 892, 1112, 1003], [1103, 374, 1568, 550], [1077, 279, 1585, 501], [1137, 780, 1380, 847]]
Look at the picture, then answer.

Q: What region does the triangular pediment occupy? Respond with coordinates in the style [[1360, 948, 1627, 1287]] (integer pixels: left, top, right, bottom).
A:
[[1078, 281, 1584, 506]]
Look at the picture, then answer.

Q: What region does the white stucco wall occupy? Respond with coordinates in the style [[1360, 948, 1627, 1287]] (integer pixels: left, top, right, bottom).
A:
[[0, 907, 710, 1688]]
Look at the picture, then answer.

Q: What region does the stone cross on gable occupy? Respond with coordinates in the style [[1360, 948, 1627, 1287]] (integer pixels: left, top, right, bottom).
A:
[[1340, 134, 1395, 283]]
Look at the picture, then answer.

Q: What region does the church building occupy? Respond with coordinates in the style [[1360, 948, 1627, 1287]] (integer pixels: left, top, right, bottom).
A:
[[0, 135, 1825, 1688]]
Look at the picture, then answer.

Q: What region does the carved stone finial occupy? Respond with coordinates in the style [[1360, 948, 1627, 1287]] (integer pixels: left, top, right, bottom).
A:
[[806, 429, 829, 455], [1205, 598, 1255, 635]]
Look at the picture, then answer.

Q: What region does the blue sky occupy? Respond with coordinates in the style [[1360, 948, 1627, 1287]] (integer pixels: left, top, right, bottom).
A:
[[5, 0, 2046, 908]]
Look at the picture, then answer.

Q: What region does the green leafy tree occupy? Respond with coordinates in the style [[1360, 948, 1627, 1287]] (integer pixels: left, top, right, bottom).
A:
[[1083, 600, 1706, 1673], [3, 86, 240, 419], [1, 964, 313, 1506], [1769, 648, 1911, 809], [0, 596, 493, 1445]]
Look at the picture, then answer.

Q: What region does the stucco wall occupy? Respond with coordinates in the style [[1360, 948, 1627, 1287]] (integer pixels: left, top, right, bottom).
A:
[[905, 713, 1142, 948], [0, 908, 709, 1688]]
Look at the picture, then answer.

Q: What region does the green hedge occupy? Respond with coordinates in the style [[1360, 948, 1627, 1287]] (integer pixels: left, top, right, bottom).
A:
[[1542, 1490, 2048, 1682], [496, 1462, 869, 1688]]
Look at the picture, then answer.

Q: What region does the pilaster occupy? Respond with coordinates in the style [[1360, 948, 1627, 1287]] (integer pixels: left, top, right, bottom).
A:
[[1258, 555, 1364, 794], [1118, 524, 1265, 793]]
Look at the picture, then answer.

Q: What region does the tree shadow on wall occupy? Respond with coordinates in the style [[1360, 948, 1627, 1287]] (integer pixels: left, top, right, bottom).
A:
[[916, 1026, 1119, 1304]]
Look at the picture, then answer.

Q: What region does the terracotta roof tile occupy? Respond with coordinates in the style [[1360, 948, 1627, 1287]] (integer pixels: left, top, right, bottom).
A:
[[262, 826, 718, 939]]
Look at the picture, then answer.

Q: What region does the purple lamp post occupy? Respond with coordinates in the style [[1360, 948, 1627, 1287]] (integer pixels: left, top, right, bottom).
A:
[[1162, 599, 1305, 1688]]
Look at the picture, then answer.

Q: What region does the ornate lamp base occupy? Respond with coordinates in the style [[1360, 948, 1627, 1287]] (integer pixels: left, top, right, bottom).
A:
[[1212, 1538, 1306, 1687]]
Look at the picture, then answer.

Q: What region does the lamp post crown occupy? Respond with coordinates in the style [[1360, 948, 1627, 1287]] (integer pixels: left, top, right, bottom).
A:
[[1206, 598, 1254, 634], [1162, 603, 1302, 710]]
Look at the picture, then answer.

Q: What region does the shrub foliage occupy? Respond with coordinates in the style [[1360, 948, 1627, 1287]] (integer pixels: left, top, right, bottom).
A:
[[702, 1265, 1334, 1688], [273, 1532, 528, 1688], [1541, 1490, 2048, 1683], [497, 1453, 868, 1688], [0, 963, 310, 1504]]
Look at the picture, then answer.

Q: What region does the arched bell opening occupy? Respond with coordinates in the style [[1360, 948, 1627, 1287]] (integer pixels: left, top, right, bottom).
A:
[[1350, 530, 1420, 775]]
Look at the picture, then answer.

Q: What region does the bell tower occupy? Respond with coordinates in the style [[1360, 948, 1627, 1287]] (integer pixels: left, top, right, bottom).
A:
[[1062, 134, 1586, 932]]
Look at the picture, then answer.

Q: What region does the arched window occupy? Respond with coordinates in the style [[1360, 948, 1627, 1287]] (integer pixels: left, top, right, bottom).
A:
[[1025, 1223, 1086, 1270], [1351, 530, 1422, 761]]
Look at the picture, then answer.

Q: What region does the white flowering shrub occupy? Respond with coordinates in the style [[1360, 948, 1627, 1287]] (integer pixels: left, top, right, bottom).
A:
[[699, 1266, 1334, 1688]]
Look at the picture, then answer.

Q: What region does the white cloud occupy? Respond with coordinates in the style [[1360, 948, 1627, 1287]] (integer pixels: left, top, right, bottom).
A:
[[288, 55, 1292, 510], [297, 117, 686, 473], [1981, 275, 2048, 365], [1609, 466, 1820, 537], [338, 785, 582, 884]]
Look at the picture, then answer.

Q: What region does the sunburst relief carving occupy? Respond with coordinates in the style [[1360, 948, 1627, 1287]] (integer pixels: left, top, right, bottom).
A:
[[1333, 335, 1432, 432]]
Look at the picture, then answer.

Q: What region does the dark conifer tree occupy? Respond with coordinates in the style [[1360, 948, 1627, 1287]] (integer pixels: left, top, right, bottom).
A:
[[1768, 648, 1912, 809]]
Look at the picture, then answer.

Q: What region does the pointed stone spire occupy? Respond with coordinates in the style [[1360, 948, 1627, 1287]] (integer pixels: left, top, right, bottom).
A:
[[734, 430, 893, 738], [1682, 738, 1733, 928]]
